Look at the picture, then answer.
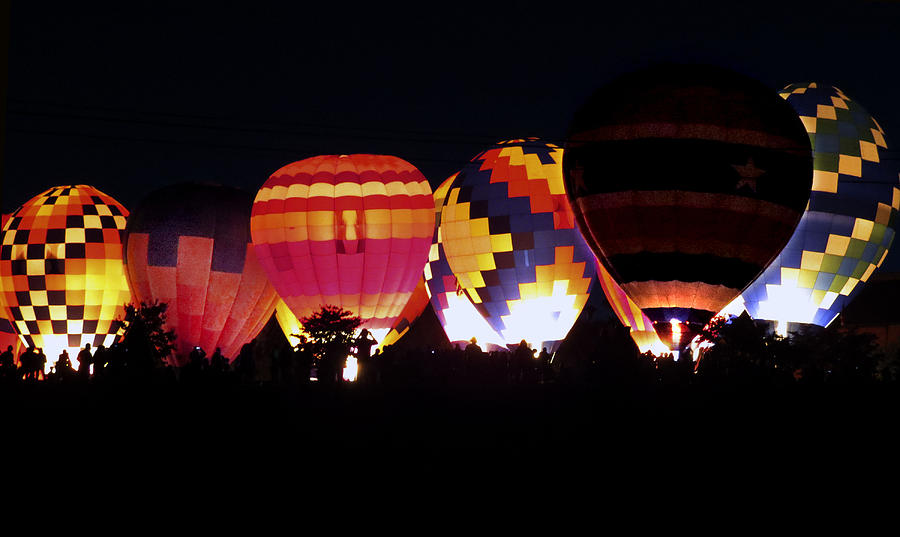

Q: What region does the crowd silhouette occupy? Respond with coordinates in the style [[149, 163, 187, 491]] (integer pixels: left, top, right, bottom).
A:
[[2, 306, 899, 395], [4, 305, 900, 476]]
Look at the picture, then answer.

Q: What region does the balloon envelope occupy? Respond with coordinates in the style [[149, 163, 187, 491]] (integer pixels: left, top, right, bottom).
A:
[[595, 260, 668, 355], [0, 185, 131, 369], [0, 214, 22, 359], [274, 296, 305, 348], [251, 154, 434, 341], [124, 183, 278, 363], [424, 174, 506, 348], [440, 139, 596, 349], [739, 83, 899, 331], [378, 276, 429, 349], [564, 65, 813, 351]]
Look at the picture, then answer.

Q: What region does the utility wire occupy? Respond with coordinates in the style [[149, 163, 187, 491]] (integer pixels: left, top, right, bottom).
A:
[[5, 126, 479, 167], [10, 98, 900, 160], [7, 97, 534, 146], [7, 97, 900, 164]]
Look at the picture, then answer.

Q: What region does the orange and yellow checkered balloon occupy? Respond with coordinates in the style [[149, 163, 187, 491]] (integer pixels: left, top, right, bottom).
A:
[[0, 185, 131, 369]]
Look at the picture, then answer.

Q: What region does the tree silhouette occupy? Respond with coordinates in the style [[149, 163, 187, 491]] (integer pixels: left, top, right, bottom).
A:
[[695, 312, 778, 383], [792, 324, 882, 384], [116, 301, 177, 374], [300, 305, 361, 384]]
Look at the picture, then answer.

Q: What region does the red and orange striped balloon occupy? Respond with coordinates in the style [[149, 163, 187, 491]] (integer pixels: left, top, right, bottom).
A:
[[251, 154, 434, 339]]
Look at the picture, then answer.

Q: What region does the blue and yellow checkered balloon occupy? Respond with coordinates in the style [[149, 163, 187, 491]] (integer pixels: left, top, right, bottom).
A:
[[439, 139, 595, 349], [741, 83, 899, 328]]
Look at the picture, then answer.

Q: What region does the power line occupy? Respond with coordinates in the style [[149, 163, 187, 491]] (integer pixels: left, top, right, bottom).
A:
[[5, 126, 478, 167], [9, 98, 900, 160], [7, 97, 532, 147]]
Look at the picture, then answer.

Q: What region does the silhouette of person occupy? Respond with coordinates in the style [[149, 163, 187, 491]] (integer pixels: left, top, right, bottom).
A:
[[31, 348, 46, 381], [370, 347, 382, 385], [295, 336, 313, 385], [189, 346, 207, 368], [465, 337, 481, 355], [236, 341, 256, 384], [77, 343, 93, 380], [538, 347, 552, 383], [20, 346, 37, 380], [56, 349, 74, 380], [464, 337, 482, 380], [0, 345, 14, 380], [355, 329, 377, 385], [187, 346, 207, 381], [465, 337, 482, 359], [513, 339, 534, 384], [92, 345, 108, 379], [210, 347, 226, 373]]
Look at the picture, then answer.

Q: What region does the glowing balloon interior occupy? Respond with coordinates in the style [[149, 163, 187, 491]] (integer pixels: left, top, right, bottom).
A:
[[275, 296, 305, 348], [0, 185, 131, 369]]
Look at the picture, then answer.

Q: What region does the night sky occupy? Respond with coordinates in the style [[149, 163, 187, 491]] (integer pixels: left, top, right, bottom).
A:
[[3, 1, 899, 264]]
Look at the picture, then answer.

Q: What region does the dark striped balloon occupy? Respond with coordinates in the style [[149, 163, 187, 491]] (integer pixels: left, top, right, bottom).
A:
[[564, 64, 813, 351]]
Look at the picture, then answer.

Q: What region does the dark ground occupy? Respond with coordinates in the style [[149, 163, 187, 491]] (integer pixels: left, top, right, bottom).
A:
[[4, 378, 898, 478]]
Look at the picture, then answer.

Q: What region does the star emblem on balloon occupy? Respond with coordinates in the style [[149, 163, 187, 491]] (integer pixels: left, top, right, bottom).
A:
[[732, 158, 766, 192]]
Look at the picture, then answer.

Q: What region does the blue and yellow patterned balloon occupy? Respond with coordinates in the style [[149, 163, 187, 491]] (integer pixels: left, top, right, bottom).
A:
[[424, 173, 505, 348], [439, 139, 595, 349], [740, 83, 899, 331]]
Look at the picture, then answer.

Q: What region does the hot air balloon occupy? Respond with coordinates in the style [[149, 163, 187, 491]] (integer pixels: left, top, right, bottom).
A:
[[564, 65, 813, 353], [124, 183, 279, 364], [0, 214, 23, 360], [595, 261, 668, 355], [439, 139, 595, 350], [378, 276, 429, 349], [0, 185, 132, 371], [424, 173, 506, 349], [736, 83, 899, 335], [251, 154, 434, 342]]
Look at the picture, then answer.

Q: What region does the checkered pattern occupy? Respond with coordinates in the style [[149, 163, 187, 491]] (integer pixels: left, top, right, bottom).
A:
[[424, 173, 460, 327], [0, 185, 131, 362], [742, 83, 900, 327], [424, 174, 506, 346], [438, 139, 595, 345], [0, 213, 24, 358]]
